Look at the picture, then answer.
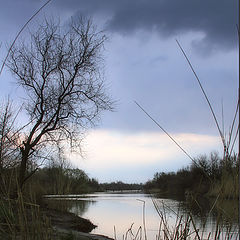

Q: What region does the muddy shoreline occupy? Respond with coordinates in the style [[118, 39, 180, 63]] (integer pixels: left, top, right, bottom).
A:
[[42, 207, 113, 240]]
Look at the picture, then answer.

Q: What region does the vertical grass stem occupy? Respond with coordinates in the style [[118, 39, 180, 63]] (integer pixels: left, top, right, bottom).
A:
[[238, 0, 240, 234], [0, 0, 52, 76], [176, 39, 226, 151]]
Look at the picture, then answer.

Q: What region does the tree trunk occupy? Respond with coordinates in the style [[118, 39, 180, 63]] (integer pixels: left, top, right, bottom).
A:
[[19, 147, 29, 191]]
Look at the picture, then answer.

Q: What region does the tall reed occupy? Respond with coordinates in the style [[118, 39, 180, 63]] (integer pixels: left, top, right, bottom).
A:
[[0, 191, 52, 239]]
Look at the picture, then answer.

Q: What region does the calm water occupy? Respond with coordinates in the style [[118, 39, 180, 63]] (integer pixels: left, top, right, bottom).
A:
[[46, 192, 239, 239]]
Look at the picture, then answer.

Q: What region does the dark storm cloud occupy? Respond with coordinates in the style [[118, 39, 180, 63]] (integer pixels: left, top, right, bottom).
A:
[[53, 0, 238, 51]]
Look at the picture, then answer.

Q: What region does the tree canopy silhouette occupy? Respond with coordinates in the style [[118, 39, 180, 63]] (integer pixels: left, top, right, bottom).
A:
[[7, 17, 113, 190]]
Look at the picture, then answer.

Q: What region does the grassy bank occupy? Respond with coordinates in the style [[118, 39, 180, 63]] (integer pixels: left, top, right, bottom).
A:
[[0, 165, 102, 239], [144, 152, 238, 200]]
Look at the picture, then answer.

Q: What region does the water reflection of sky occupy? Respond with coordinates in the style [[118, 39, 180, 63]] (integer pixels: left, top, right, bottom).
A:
[[69, 193, 179, 239], [47, 192, 239, 239]]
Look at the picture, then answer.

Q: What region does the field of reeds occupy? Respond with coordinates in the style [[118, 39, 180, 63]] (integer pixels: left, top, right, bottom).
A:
[[114, 195, 239, 240]]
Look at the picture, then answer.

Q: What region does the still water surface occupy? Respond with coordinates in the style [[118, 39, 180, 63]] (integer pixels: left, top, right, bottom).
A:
[[46, 192, 238, 239]]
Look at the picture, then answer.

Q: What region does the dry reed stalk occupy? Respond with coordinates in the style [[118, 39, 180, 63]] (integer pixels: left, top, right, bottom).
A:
[[176, 40, 226, 152], [0, 0, 52, 76]]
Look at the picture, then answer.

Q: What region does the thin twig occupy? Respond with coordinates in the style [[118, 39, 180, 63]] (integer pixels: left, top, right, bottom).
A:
[[134, 101, 205, 169], [0, 0, 52, 76], [176, 39, 226, 150], [221, 99, 225, 140], [137, 199, 147, 240], [135, 101, 214, 184], [114, 226, 117, 240], [228, 101, 239, 150], [229, 124, 239, 157]]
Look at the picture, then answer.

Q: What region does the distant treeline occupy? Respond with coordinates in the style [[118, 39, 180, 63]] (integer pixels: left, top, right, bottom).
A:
[[1, 164, 143, 200], [29, 167, 144, 197], [100, 181, 143, 191], [144, 152, 238, 199], [30, 167, 102, 197], [1, 152, 238, 202], [26, 167, 144, 198]]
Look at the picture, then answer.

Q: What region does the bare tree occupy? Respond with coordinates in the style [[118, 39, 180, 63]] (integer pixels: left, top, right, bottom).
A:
[[7, 17, 113, 190]]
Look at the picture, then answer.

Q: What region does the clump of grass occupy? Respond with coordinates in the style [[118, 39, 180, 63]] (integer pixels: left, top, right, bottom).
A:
[[0, 169, 53, 239], [122, 223, 143, 240], [208, 172, 239, 200], [153, 198, 239, 240], [0, 191, 52, 240]]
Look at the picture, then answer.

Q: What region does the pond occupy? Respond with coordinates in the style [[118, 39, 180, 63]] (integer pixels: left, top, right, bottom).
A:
[[45, 192, 239, 239]]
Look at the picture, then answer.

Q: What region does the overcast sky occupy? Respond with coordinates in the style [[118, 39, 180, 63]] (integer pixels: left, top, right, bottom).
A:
[[0, 0, 238, 183]]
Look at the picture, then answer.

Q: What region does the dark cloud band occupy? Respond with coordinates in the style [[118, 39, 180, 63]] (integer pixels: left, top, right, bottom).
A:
[[54, 0, 238, 51]]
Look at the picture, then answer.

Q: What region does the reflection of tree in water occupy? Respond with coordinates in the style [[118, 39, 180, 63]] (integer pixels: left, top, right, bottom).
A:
[[68, 200, 96, 217], [44, 198, 96, 216], [178, 196, 238, 228]]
